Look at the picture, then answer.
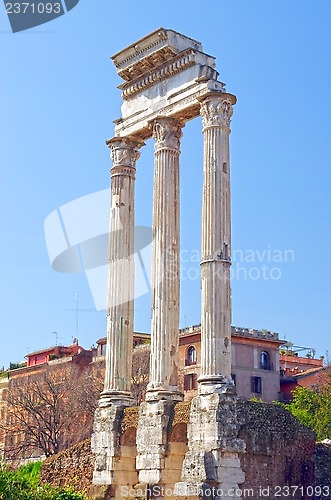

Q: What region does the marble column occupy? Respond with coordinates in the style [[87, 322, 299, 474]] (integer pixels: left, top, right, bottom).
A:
[[92, 136, 144, 486], [175, 93, 245, 500], [199, 93, 236, 394], [146, 117, 183, 401], [136, 118, 183, 485], [100, 136, 144, 405]]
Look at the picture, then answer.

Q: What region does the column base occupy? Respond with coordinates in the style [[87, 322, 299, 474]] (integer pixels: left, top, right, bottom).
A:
[[91, 394, 135, 486], [136, 397, 180, 485], [198, 377, 236, 396], [175, 393, 245, 499], [145, 388, 183, 402], [98, 390, 135, 407]]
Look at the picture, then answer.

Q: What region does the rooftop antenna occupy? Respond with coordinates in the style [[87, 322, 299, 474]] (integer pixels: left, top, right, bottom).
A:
[[65, 294, 96, 340], [75, 293, 79, 339], [52, 331, 62, 346]]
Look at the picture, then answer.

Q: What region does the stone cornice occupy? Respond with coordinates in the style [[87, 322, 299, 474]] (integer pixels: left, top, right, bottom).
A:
[[119, 49, 218, 101], [112, 28, 169, 73], [111, 28, 203, 82]]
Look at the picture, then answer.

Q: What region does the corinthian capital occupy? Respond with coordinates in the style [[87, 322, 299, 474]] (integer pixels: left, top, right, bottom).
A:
[[106, 137, 145, 168], [200, 96, 234, 130], [152, 118, 183, 152]]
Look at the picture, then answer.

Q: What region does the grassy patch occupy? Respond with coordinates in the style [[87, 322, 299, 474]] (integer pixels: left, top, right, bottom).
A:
[[0, 462, 87, 499]]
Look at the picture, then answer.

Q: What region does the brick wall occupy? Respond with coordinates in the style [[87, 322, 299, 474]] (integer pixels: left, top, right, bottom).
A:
[[40, 439, 94, 493], [237, 400, 316, 495]]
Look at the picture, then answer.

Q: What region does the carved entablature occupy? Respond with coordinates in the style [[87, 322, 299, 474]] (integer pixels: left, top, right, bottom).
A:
[[200, 96, 235, 131], [106, 137, 144, 173], [152, 118, 183, 152], [111, 29, 235, 143]]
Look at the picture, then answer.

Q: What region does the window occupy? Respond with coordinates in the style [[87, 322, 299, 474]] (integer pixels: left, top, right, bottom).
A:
[[251, 376, 262, 394], [100, 343, 107, 356], [184, 373, 197, 391], [260, 351, 271, 370], [231, 373, 236, 386], [186, 346, 197, 366]]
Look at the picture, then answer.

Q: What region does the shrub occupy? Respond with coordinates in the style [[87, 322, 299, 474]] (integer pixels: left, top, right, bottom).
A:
[[0, 462, 87, 499]]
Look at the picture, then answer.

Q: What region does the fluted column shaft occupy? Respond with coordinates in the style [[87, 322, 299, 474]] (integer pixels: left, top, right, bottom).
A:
[[147, 118, 183, 400], [199, 94, 236, 392], [101, 137, 144, 403]]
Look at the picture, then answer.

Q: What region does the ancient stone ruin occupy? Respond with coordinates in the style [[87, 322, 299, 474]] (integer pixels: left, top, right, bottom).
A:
[[88, 29, 316, 500]]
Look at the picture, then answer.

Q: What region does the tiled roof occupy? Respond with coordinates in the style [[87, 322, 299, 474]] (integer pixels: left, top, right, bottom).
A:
[[26, 346, 59, 357], [294, 366, 330, 379]]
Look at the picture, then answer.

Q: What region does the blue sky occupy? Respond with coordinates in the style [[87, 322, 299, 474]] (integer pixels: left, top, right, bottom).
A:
[[1, 1, 331, 368]]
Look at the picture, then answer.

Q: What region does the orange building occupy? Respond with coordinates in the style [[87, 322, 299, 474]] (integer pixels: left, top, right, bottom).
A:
[[179, 324, 284, 403], [280, 353, 323, 376], [26, 342, 83, 367], [279, 353, 331, 401]]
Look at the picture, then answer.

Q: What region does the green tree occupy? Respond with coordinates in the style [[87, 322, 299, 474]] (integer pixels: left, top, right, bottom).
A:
[[285, 386, 319, 430], [284, 378, 331, 440]]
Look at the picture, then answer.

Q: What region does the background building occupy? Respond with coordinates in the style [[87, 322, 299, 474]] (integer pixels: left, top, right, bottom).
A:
[[279, 348, 331, 401], [179, 324, 283, 402]]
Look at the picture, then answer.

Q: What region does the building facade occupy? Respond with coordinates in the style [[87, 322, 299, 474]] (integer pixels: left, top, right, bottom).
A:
[[279, 353, 330, 401], [179, 325, 283, 403], [26, 342, 83, 367]]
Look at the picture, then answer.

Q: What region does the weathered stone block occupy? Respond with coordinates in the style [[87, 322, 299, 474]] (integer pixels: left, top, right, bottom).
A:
[[215, 454, 241, 469], [136, 454, 165, 470], [139, 468, 162, 485], [120, 445, 137, 458], [217, 466, 245, 484], [181, 451, 218, 482]]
